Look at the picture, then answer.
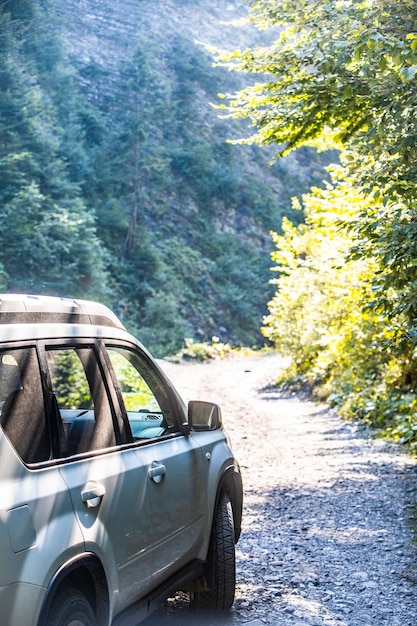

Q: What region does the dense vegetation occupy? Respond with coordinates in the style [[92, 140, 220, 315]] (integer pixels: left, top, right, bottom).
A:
[[215, 0, 417, 452], [0, 0, 331, 356]]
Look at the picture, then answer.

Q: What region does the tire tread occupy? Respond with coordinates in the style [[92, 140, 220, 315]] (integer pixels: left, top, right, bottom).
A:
[[192, 494, 236, 611]]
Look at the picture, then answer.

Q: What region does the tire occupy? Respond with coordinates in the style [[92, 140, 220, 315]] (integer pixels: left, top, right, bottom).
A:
[[192, 493, 236, 611], [45, 587, 98, 626]]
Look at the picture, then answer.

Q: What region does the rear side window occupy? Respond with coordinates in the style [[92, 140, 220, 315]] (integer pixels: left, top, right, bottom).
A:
[[46, 347, 117, 457], [0, 347, 49, 464]]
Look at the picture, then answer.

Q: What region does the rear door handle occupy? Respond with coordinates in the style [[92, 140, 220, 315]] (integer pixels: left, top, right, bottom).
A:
[[81, 481, 106, 508], [148, 462, 166, 484]]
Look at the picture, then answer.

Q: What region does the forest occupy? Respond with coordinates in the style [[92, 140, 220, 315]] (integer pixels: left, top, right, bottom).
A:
[[0, 0, 330, 356], [2, 0, 417, 452], [217, 0, 417, 453]]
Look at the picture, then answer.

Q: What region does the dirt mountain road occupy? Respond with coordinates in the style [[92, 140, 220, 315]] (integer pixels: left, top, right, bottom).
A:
[[144, 352, 417, 626]]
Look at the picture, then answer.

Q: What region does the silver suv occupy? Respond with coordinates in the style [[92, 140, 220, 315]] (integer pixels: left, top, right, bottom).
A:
[[0, 294, 242, 626]]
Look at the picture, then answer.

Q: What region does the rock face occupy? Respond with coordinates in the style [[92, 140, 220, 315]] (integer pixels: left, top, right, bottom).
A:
[[53, 0, 310, 193], [55, 0, 257, 132], [59, 1, 249, 53], [56, 0, 254, 87]]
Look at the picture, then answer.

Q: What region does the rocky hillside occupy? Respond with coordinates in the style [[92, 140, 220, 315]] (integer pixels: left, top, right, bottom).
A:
[[1, 0, 333, 354]]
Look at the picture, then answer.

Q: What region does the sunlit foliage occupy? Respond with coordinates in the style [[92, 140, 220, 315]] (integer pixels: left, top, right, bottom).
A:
[[215, 1, 417, 450], [262, 168, 417, 451], [214, 0, 417, 333]]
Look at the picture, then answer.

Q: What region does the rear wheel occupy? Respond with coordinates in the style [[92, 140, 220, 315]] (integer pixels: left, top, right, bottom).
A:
[[192, 493, 236, 611], [45, 587, 98, 626]]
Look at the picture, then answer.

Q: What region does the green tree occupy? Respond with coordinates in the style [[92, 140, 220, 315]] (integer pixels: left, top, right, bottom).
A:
[[214, 0, 417, 449], [0, 0, 108, 298], [214, 0, 417, 333], [263, 167, 417, 451], [263, 169, 382, 383], [215, 1, 417, 180]]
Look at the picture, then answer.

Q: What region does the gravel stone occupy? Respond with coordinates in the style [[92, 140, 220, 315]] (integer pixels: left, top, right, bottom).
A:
[[143, 353, 417, 626]]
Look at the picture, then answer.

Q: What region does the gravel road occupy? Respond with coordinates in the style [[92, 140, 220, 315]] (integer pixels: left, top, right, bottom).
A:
[[143, 352, 417, 626]]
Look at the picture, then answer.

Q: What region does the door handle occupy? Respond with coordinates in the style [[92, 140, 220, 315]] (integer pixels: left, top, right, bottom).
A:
[[148, 462, 166, 484], [81, 481, 106, 508]]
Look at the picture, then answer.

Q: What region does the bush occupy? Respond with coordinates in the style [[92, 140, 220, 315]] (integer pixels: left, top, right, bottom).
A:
[[263, 166, 417, 453], [172, 337, 235, 362]]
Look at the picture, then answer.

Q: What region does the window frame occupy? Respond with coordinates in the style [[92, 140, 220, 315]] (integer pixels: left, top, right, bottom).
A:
[[0, 337, 187, 467], [99, 339, 186, 446], [38, 339, 128, 462]]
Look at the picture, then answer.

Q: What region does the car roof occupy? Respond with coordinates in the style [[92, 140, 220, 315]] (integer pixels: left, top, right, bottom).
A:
[[0, 294, 125, 330]]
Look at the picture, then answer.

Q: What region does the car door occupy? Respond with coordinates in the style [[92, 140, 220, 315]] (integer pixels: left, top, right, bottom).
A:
[[40, 341, 155, 613], [104, 342, 208, 583]]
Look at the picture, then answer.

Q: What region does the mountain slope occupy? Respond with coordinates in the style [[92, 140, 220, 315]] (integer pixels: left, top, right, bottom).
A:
[[0, 0, 333, 354]]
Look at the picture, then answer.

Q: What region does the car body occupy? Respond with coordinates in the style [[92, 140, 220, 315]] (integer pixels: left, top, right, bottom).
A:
[[0, 294, 243, 626]]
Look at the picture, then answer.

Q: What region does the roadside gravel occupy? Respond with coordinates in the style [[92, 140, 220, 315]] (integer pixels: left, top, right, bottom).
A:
[[144, 352, 417, 626]]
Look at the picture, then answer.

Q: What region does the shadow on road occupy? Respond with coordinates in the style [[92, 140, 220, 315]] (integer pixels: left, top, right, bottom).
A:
[[142, 606, 242, 625]]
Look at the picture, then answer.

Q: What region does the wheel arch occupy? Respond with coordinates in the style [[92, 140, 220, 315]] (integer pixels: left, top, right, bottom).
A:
[[214, 461, 243, 543], [37, 553, 110, 626]]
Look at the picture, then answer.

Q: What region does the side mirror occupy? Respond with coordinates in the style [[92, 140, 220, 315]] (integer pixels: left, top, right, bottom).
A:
[[188, 401, 222, 431]]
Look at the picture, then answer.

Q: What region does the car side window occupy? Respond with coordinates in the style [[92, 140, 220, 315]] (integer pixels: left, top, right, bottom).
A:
[[0, 347, 49, 464], [46, 346, 117, 457], [106, 346, 175, 440]]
